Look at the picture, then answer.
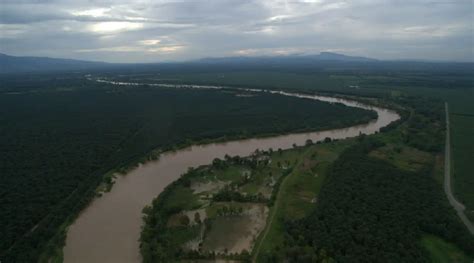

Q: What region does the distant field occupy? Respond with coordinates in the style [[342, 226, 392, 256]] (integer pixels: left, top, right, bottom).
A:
[[107, 71, 387, 96], [421, 234, 472, 263], [109, 70, 473, 97]]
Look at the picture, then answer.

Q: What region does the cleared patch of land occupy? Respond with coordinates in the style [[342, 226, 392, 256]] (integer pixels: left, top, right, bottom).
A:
[[140, 138, 355, 262], [421, 234, 472, 263], [202, 203, 268, 254], [369, 144, 433, 172], [253, 140, 353, 261]]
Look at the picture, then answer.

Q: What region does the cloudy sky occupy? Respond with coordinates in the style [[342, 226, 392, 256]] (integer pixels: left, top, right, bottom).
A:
[[0, 0, 472, 62]]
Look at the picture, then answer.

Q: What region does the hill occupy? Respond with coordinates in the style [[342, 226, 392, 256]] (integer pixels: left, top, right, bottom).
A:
[[0, 53, 109, 74], [196, 52, 378, 64]]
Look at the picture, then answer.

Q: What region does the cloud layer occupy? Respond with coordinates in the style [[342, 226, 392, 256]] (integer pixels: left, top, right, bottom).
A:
[[1, 0, 472, 62]]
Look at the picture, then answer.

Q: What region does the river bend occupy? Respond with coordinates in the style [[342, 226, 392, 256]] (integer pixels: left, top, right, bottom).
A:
[[63, 83, 400, 263]]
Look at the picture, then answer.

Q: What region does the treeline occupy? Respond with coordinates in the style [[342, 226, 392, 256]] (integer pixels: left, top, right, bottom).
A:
[[212, 188, 268, 203], [0, 78, 376, 262], [261, 139, 474, 262], [395, 96, 445, 152]]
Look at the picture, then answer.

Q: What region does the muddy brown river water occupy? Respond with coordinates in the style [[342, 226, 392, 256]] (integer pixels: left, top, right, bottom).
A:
[[63, 86, 399, 263]]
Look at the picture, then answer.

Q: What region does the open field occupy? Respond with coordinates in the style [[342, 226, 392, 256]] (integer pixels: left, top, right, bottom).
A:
[[421, 234, 472, 263], [369, 144, 433, 172]]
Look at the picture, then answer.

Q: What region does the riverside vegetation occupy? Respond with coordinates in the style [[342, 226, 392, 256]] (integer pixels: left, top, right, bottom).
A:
[[140, 137, 356, 262], [0, 75, 376, 262]]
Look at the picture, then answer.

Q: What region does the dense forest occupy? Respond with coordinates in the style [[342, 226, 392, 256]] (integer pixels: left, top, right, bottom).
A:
[[0, 76, 376, 262]]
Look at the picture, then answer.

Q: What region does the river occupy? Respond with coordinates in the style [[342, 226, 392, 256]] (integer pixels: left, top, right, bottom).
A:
[[63, 84, 400, 263]]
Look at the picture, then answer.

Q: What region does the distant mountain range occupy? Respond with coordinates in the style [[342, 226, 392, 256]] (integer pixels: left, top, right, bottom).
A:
[[0, 53, 109, 74], [196, 52, 378, 64], [0, 52, 379, 74], [0, 52, 471, 74]]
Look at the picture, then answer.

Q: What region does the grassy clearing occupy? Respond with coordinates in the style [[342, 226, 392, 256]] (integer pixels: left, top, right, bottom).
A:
[[369, 144, 433, 172], [279, 141, 352, 220], [205, 202, 246, 219], [254, 140, 354, 261], [421, 234, 472, 263], [168, 225, 202, 247], [163, 185, 202, 212], [215, 166, 244, 182]]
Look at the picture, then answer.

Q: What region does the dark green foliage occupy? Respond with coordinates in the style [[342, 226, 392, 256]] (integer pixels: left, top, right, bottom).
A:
[[0, 76, 375, 261], [279, 141, 474, 262], [212, 188, 267, 203], [395, 96, 445, 152]]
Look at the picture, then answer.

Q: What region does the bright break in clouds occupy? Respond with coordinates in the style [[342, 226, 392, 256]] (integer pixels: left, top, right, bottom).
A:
[[0, 0, 472, 62]]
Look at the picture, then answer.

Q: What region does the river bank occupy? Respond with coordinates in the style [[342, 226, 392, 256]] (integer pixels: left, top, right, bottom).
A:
[[62, 85, 399, 263]]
